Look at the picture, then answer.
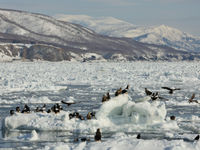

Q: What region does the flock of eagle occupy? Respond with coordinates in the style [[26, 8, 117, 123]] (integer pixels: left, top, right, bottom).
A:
[[102, 85, 199, 104], [145, 86, 199, 104], [100, 85, 200, 142], [8, 84, 200, 142]]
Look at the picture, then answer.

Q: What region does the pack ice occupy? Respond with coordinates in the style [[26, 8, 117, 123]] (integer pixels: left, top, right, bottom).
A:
[[2, 94, 176, 134]]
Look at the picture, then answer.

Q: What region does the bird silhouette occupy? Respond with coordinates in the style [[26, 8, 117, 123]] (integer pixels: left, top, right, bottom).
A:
[[102, 94, 107, 102], [122, 85, 130, 94], [145, 88, 152, 96], [94, 128, 101, 141], [151, 92, 159, 101], [115, 88, 122, 96], [136, 133, 141, 139], [170, 115, 176, 120], [10, 110, 14, 115], [161, 87, 180, 94], [145, 88, 168, 101], [194, 135, 199, 141], [188, 93, 199, 104], [106, 92, 111, 100], [102, 92, 110, 103], [87, 112, 92, 120], [61, 100, 76, 106]]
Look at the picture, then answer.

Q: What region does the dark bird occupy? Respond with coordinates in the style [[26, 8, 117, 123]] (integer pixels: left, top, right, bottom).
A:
[[16, 106, 20, 113], [51, 104, 61, 114], [21, 104, 30, 113], [75, 112, 80, 118], [170, 115, 176, 120], [94, 128, 101, 141], [35, 104, 47, 113], [194, 135, 199, 141], [151, 92, 159, 101], [80, 137, 90, 142], [136, 133, 141, 139], [87, 112, 92, 120], [122, 85, 130, 94], [91, 112, 96, 119], [145, 88, 152, 96], [47, 109, 51, 113], [102, 94, 108, 103], [79, 115, 85, 120], [106, 92, 111, 100], [115, 88, 122, 96], [41, 104, 46, 112], [102, 92, 111, 103], [161, 87, 180, 94], [145, 88, 166, 101], [80, 137, 87, 142], [69, 113, 74, 119], [189, 93, 195, 103], [61, 100, 76, 106], [68, 112, 84, 120], [56, 103, 63, 111], [74, 137, 90, 142], [24, 104, 30, 112], [10, 110, 14, 115], [188, 93, 199, 104], [35, 107, 40, 112], [54, 108, 60, 114]]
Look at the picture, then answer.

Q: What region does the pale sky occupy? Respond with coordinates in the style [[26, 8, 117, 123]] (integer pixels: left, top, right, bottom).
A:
[[0, 0, 200, 36]]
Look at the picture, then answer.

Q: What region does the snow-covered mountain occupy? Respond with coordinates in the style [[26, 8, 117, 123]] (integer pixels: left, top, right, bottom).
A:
[[55, 14, 200, 52], [0, 8, 200, 62]]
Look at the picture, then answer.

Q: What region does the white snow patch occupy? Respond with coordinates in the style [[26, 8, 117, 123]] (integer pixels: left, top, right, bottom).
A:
[[42, 136, 200, 150], [0, 52, 13, 62]]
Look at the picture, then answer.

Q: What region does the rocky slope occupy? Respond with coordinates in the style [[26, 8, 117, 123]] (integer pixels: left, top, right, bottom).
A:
[[0, 8, 200, 62]]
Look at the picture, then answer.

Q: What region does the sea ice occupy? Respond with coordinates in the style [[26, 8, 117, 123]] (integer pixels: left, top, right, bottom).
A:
[[1, 61, 200, 150], [2, 94, 173, 134]]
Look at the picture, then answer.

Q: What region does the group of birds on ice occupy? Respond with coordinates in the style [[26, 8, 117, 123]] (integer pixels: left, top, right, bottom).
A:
[[8, 84, 200, 142]]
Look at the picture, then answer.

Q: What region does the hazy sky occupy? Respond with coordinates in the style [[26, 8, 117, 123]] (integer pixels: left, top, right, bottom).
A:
[[0, 0, 200, 36]]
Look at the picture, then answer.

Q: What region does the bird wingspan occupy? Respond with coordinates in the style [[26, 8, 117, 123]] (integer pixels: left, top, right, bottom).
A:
[[61, 100, 75, 105], [190, 93, 195, 101], [161, 87, 171, 90], [145, 88, 152, 95]]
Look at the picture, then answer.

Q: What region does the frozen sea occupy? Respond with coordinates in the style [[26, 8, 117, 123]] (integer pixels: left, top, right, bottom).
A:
[[1, 61, 200, 150]]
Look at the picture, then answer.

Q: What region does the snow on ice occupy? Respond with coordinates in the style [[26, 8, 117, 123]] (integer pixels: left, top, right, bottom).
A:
[[3, 94, 170, 131], [1, 61, 200, 150]]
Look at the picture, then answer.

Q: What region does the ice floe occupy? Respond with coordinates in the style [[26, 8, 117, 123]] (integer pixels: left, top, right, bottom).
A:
[[2, 94, 177, 134]]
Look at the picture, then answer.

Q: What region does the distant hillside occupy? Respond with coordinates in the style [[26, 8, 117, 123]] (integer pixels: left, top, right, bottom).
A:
[[55, 14, 200, 52], [0, 8, 200, 62]]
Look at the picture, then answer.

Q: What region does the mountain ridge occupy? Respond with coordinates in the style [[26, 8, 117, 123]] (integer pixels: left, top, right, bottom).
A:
[[55, 14, 200, 52], [0, 8, 200, 62]]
